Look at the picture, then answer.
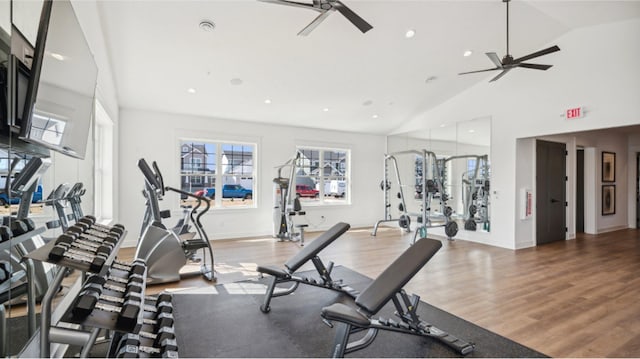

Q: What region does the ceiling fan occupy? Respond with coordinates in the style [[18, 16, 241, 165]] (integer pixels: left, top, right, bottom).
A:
[[258, 0, 373, 36], [459, 0, 560, 82]]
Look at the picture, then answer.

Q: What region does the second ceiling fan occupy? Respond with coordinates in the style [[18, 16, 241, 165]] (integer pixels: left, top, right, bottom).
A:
[[258, 0, 373, 36], [459, 0, 561, 82]]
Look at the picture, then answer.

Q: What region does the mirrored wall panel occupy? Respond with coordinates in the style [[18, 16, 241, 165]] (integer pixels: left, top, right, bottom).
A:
[[384, 117, 491, 240]]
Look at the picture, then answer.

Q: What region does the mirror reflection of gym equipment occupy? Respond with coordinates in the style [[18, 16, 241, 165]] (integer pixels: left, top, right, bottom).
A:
[[373, 147, 491, 242], [372, 149, 459, 242]]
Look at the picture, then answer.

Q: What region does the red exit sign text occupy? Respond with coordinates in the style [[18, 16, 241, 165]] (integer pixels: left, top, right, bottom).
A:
[[566, 107, 584, 119]]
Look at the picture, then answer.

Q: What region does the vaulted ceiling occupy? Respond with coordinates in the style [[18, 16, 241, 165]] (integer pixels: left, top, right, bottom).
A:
[[96, 1, 640, 135]]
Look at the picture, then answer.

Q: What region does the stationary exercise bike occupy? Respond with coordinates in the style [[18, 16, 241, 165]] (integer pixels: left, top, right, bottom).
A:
[[134, 158, 215, 283]]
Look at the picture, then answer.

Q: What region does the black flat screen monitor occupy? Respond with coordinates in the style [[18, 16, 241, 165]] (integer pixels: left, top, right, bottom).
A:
[[19, 0, 97, 160]]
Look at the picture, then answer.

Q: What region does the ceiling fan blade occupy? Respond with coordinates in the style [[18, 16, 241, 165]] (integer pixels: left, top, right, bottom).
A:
[[489, 69, 512, 82], [332, 0, 373, 33], [486, 52, 504, 68], [297, 10, 332, 36], [518, 63, 553, 71], [258, 0, 322, 12], [513, 45, 560, 63], [459, 67, 501, 75]]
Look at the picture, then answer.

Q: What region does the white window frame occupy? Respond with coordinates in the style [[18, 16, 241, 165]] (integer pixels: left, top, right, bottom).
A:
[[180, 139, 257, 209], [296, 146, 351, 206], [94, 100, 113, 222]]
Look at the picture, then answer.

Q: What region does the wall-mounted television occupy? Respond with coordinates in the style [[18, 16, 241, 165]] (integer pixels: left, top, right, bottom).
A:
[[18, 0, 98, 160]]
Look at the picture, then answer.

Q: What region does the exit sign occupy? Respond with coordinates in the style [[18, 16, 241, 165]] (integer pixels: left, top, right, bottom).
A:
[[566, 107, 584, 119]]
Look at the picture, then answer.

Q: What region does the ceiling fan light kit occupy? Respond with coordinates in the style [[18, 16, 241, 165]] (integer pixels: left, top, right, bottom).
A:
[[258, 0, 373, 36], [459, 0, 561, 82]]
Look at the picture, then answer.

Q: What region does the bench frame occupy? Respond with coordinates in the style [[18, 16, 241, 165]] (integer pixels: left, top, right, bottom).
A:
[[257, 222, 357, 313], [321, 237, 475, 357]]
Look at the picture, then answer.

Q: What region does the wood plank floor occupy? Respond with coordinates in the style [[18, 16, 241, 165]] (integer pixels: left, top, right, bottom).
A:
[[8, 226, 640, 357]]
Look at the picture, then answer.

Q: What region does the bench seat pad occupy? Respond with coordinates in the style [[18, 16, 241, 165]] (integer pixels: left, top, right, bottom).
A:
[[256, 265, 289, 278], [322, 303, 371, 327], [356, 237, 442, 315], [284, 222, 350, 272]]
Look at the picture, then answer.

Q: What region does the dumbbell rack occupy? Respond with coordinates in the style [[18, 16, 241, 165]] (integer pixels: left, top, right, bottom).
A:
[[21, 223, 128, 357], [106, 294, 178, 358], [0, 226, 47, 333], [0, 226, 46, 355]]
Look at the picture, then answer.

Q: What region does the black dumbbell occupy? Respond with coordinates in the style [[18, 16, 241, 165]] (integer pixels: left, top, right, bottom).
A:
[[112, 260, 146, 278], [51, 239, 112, 260], [117, 333, 178, 358], [86, 274, 144, 294], [64, 230, 119, 246], [81, 215, 126, 231], [144, 300, 173, 315], [142, 312, 175, 332], [105, 280, 144, 295], [48, 243, 107, 272], [74, 294, 142, 328], [116, 344, 140, 358], [56, 234, 115, 254], [0, 226, 12, 243], [10, 220, 29, 236], [68, 224, 121, 242], [22, 218, 35, 231], [74, 219, 123, 235], [0, 260, 12, 284], [105, 271, 144, 286], [139, 325, 176, 347], [63, 231, 118, 250]]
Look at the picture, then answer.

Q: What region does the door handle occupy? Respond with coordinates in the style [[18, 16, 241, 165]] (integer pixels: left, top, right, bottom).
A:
[[550, 198, 559, 203]]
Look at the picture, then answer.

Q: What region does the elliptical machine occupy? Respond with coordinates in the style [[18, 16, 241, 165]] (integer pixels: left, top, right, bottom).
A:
[[135, 158, 215, 283]]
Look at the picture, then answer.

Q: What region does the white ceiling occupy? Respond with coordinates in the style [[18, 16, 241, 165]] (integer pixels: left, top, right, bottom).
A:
[[96, 0, 640, 135]]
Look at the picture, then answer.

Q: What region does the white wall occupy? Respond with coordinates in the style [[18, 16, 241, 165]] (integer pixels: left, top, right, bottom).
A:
[[72, 0, 121, 222], [118, 108, 385, 247], [391, 19, 640, 249]]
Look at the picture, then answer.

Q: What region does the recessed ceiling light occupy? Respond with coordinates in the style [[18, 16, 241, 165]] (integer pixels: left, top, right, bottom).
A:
[[405, 29, 416, 38], [199, 20, 216, 32], [372, 114, 379, 119], [187, 88, 196, 94], [50, 52, 65, 61], [230, 78, 243, 85], [264, 99, 272, 104], [463, 50, 473, 57], [468, 129, 476, 133], [323, 108, 329, 112], [439, 124, 446, 128]]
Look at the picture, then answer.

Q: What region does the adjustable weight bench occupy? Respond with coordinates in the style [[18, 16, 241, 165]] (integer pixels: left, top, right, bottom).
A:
[[257, 222, 357, 313], [321, 237, 475, 357]]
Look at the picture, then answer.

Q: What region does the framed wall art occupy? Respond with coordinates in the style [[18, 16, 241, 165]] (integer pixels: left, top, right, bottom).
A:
[[601, 151, 615, 182], [602, 185, 615, 215]]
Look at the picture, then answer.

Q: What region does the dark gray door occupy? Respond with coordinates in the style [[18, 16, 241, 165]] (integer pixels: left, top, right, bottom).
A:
[[536, 140, 566, 245], [637, 153, 639, 228], [576, 149, 584, 233]]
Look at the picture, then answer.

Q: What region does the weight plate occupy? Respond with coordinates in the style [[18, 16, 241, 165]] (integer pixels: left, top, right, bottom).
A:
[[445, 221, 458, 238]]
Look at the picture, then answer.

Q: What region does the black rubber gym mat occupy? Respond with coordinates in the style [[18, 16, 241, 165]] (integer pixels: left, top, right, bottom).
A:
[[172, 266, 548, 358]]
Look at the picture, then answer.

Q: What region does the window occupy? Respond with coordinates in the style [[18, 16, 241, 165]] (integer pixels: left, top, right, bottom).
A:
[[94, 100, 113, 222], [180, 140, 255, 208], [296, 147, 349, 205]]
